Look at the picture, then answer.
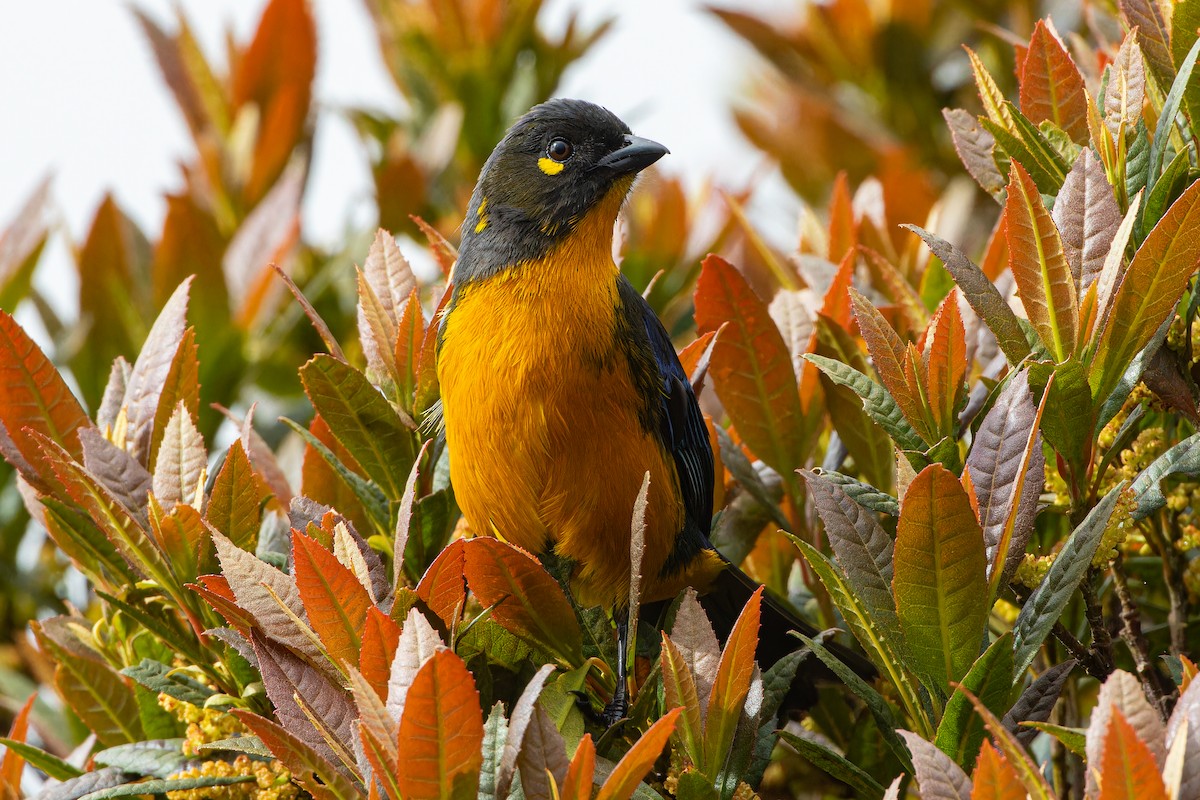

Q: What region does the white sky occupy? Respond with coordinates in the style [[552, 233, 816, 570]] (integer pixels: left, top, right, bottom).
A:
[[0, 0, 800, 315]]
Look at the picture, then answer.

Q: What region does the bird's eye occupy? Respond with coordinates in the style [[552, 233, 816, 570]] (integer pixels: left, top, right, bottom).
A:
[[547, 138, 573, 163]]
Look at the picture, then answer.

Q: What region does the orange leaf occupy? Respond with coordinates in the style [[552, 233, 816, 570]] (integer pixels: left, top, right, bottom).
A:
[[828, 171, 858, 262], [970, 740, 1027, 800], [394, 288, 425, 412], [414, 287, 451, 416], [703, 586, 762, 771], [231, 0, 316, 205], [292, 531, 373, 668], [849, 286, 925, 431], [462, 538, 582, 663], [299, 414, 373, 538], [677, 330, 717, 381], [206, 440, 271, 553], [415, 538, 468, 629], [189, 575, 256, 635], [395, 650, 484, 800], [1, 693, 36, 796], [924, 291, 968, 436], [1019, 20, 1090, 143], [1005, 160, 1077, 360], [1097, 709, 1169, 800], [359, 606, 402, 699], [560, 734, 597, 800], [694, 255, 806, 477], [595, 707, 682, 800], [0, 310, 89, 470]]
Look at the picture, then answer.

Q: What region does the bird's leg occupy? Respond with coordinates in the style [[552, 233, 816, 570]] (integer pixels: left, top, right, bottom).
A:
[[601, 612, 629, 726]]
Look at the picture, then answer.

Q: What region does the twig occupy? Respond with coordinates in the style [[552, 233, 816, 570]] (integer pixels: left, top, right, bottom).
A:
[[1111, 556, 1176, 719], [1082, 567, 1115, 676]]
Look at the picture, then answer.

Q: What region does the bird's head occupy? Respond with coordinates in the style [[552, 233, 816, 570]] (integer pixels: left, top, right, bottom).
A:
[[455, 98, 668, 282]]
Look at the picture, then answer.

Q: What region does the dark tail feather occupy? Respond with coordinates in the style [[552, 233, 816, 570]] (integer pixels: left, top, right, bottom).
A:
[[699, 560, 876, 711]]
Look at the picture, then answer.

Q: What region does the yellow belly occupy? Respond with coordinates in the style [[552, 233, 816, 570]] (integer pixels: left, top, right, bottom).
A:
[[436, 256, 687, 608]]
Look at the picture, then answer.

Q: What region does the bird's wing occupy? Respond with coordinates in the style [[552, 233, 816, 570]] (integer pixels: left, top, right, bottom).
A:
[[615, 277, 714, 574]]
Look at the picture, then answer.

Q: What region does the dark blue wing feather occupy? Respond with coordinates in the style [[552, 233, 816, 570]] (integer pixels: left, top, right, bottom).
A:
[[615, 277, 714, 575]]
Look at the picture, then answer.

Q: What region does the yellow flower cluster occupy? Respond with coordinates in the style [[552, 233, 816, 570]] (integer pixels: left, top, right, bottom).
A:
[[1014, 552, 1055, 590], [158, 694, 246, 758], [166, 755, 297, 800]]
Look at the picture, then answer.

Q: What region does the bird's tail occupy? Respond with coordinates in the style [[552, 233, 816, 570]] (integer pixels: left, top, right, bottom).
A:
[[698, 558, 876, 711]]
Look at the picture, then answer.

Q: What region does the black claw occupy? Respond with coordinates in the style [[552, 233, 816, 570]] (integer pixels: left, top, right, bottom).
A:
[[601, 687, 628, 728]]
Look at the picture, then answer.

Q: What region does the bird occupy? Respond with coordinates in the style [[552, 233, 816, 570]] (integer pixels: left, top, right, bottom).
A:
[[434, 98, 866, 722]]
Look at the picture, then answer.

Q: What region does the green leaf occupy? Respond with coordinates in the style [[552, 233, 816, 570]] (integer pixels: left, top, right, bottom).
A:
[[1022, 721, 1086, 756], [803, 355, 924, 451], [79, 775, 255, 799], [893, 464, 988, 695], [121, 659, 214, 706], [778, 731, 885, 800], [1147, 35, 1200, 195], [934, 633, 1016, 772], [1130, 432, 1200, 519], [904, 226, 1031, 365], [1012, 483, 1126, 677], [281, 416, 389, 532], [299, 354, 416, 500], [796, 635, 913, 773], [0, 739, 84, 780], [1027, 357, 1093, 472], [92, 740, 189, 778], [807, 469, 898, 516]]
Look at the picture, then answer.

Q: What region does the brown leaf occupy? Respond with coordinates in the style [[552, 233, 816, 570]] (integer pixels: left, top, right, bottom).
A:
[[1104, 32, 1147, 138], [943, 108, 1005, 198], [80, 428, 151, 522], [206, 440, 271, 552], [496, 664, 556, 800], [899, 730, 972, 800], [362, 228, 417, 326], [152, 402, 206, 510], [122, 277, 192, 465], [147, 327, 200, 473], [1052, 150, 1122, 291], [515, 705, 569, 800], [385, 607, 445, 724], [671, 589, 721, 724], [395, 649, 484, 800], [660, 633, 705, 769]]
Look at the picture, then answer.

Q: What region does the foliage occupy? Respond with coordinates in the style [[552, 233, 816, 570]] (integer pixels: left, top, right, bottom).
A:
[[6, 0, 1200, 798]]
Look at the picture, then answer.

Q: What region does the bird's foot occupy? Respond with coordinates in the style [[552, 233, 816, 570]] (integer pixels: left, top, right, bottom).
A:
[[600, 686, 628, 728]]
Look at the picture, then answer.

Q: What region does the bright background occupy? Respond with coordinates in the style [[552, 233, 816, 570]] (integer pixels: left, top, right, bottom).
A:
[[0, 0, 799, 316]]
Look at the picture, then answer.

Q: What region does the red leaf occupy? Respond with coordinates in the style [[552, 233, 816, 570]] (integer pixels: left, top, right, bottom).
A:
[[1019, 20, 1090, 142], [395, 649, 484, 800], [694, 255, 806, 476], [292, 531, 373, 668], [415, 538, 467, 629]]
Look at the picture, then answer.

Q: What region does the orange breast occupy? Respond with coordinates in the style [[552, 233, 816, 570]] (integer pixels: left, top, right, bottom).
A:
[[436, 243, 687, 608]]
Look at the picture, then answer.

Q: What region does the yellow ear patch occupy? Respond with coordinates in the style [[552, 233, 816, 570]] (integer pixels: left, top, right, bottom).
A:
[[474, 197, 488, 233], [538, 157, 565, 176]]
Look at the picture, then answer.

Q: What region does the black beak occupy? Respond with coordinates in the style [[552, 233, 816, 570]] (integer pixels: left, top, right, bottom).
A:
[[595, 134, 669, 174]]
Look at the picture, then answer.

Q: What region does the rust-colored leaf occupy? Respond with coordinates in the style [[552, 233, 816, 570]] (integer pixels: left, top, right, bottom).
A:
[[970, 740, 1028, 800], [1097, 709, 1169, 800], [348, 667, 400, 800], [516, 705, 569, 800], [395, 649, 484, 800], [703, 586, 761, 770], [462, 537, 582, 664], [393, 288, 424, 412], [292, 531, 373, 668], [1, 693, 36, 796], [1019, 20, 1090, 142], [413, 216, 457, 277], [148, 327, 200, 473], [359, 606, 402, 699], [595, 707, 681, 800], [235, 710, 362, 800], [849, 286, 921, 427], [923, 291, 968, 436], [694, 254, 806, 476], [677, 330, 717, 382], [415, 538, 467, 630], [828, 172, 858, 261], [206, 440, 271, 553], [0, 310, 90, 467], [1005, 160, 1078, 360]]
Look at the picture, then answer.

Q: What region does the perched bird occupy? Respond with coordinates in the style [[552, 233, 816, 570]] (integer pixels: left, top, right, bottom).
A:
[[435, 98, 862, 721]]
